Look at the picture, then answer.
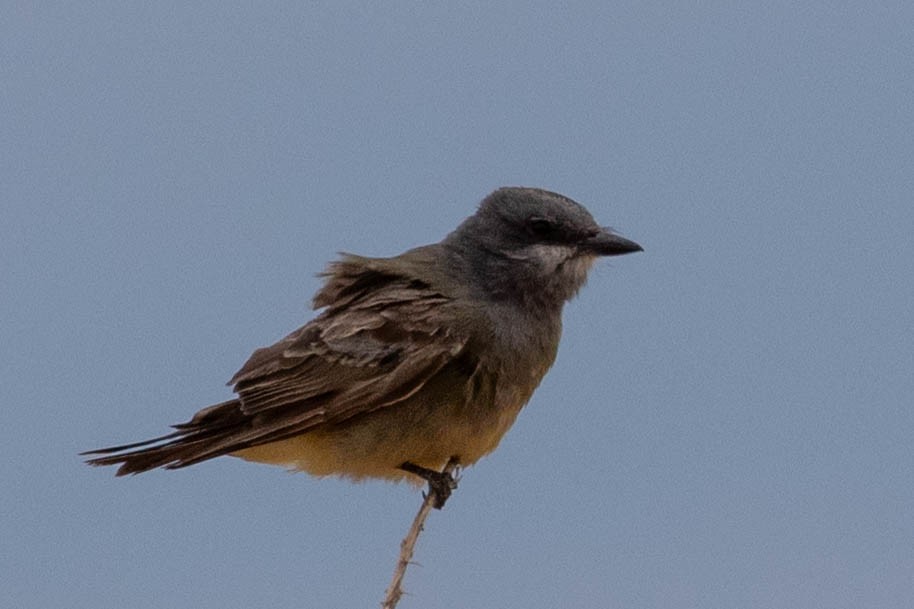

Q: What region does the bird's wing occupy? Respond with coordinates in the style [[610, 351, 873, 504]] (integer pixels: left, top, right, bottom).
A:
[[227, 285, 466, 438], [83, 258, 475, 474], [174, 258, 472, 452]]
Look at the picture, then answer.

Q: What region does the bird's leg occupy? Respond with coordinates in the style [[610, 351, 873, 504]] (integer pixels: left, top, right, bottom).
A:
[[399, 457, 460, 509]]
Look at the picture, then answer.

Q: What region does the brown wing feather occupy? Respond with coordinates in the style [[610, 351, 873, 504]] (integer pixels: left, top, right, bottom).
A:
[[83, 256, 468, 475]]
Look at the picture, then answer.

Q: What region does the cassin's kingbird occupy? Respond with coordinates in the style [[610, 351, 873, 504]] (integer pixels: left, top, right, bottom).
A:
[[84, 187, 642, 507]]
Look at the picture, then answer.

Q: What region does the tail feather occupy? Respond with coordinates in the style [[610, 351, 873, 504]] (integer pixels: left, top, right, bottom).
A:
[[82, 399, 246, 476]]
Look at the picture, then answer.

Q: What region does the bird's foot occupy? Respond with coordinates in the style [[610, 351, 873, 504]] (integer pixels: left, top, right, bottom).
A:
[[399, 459, 460, 509]]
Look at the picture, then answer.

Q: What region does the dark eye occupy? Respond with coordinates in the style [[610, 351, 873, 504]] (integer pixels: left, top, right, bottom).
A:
[[527, 217, 556, 238]]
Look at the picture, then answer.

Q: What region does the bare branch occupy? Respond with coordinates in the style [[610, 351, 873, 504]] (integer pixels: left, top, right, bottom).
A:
[[381, 458, 460, 609]]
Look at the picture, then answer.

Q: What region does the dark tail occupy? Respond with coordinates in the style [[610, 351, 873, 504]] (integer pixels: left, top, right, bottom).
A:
[[81, 399, 247, 476]]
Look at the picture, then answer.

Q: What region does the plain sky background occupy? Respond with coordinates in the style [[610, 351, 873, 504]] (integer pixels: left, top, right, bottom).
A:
[[3, 3, 913, 608]]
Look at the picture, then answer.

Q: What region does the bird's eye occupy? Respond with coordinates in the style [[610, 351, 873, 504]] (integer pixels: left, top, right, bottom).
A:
[[527, 217, 556, 238]]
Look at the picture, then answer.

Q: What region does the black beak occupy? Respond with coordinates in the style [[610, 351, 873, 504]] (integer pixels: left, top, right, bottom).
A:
[[581, 228, 643, 256]]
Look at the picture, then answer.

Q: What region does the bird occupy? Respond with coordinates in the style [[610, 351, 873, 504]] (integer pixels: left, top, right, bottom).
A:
[[83, 187, 642, 507]]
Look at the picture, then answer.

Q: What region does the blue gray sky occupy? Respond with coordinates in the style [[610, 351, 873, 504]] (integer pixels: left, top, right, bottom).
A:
[[3, 3, 913, 608]]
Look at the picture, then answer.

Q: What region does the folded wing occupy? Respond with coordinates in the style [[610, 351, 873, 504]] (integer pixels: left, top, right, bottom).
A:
[[83, 257, 469, 475]]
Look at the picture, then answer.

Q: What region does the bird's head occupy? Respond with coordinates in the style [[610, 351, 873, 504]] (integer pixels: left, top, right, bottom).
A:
[[447, 187, 642, 308]]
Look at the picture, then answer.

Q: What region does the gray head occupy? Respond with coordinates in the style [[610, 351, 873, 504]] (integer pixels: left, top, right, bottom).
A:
[[445, 187, 642, 308]]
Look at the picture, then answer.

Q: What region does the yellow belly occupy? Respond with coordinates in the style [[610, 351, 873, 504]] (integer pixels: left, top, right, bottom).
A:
[[232, 390, 525, 483]]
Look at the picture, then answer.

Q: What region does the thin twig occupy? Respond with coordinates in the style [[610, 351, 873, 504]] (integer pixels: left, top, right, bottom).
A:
[[381, 458, 460, 609]]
